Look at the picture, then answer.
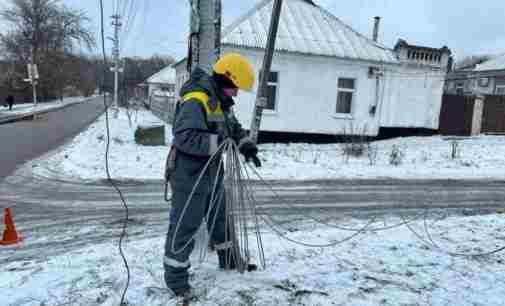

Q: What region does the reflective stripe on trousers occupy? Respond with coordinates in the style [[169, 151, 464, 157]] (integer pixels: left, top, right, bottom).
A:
[[164, 256, 190, 269], [215, 241, 233, 251]]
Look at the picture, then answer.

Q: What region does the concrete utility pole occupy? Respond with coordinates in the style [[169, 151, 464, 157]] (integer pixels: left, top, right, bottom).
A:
[[110, 14, 123, 112], [250, 0, 283, 144], [24, 48, 39, 110], [188, 0, 221, 74]]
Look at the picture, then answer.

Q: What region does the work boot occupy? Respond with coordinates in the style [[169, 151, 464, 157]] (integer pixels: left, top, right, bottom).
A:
[[217, 249, 257, 272], [173, 287, 193, 306]]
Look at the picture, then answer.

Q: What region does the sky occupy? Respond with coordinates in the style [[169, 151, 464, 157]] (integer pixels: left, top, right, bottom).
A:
[[3, 0, 505, 61]]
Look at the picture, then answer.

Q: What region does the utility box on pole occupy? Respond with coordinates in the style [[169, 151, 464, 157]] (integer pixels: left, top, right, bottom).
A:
[[24, 63, 39, 108]]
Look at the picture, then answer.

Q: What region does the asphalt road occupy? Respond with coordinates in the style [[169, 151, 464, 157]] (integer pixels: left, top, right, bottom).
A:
[[1, 173, 504, 264], [0, 99, 504, 264], [0, 97, 106, 179]]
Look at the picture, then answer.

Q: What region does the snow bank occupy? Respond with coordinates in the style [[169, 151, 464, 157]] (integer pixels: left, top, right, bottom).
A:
[[32, 109, 172, 180], [0, 96, 90, 116], [31, 109, 505, 181]]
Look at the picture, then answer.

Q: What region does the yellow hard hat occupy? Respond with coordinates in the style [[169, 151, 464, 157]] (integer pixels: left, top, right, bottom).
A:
[[213, 53, 255, 92]]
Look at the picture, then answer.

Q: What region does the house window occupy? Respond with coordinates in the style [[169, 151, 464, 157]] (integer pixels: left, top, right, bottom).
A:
[[478, 77, 489, 87], [336, 78, 355, 114], [496, 79, 505, 95], [161, 84, 175, 93], [455, 82, 464, 95], [259, 71, 279, 111]]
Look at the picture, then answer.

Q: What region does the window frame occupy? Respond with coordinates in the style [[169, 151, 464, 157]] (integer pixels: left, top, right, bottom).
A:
[[495, 78, 505, 95], [259, 70, 280, 113], [455, 82, 465, 95], [495, 85, 505, 95], [335, 77, 356, 116], [478, 77, 489, 88]]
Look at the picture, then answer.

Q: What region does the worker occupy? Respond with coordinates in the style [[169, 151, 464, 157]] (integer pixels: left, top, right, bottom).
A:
[[164, 53, 261, 300]]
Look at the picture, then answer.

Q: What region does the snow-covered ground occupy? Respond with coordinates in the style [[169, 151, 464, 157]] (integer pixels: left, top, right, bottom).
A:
[[31, 109, 173, 181], [2, 212, 505, 306], [6, 110, 505, 305], [31, 109, 505, 181], [0, 96, 91, 117]]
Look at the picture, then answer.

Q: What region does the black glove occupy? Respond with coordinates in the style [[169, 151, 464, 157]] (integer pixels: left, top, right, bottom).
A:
[[238, 138, 262, 168]]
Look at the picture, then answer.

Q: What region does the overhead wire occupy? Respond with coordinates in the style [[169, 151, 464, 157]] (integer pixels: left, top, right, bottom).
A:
[[129, 0, 150, 56], [240, 157, 379, 248], [120, 0, 132, 38], [120, 0, 139, 53], [240, 146, 505, 255], [397, 207, 505, 258], [99, 1, 131, 305], [168, 139, 266, 272], [244, 163, 425, 233], [116, 0, 122, 15], [120, 0, 129, 20], [96, 2, 504, 303], [247, 157, 505, 254], [422, 208, 505, 257], [170, 141, 228, 255]]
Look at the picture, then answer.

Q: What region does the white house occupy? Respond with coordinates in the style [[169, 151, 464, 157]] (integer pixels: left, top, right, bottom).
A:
[[172, 0, 452, 137], [146, 66, 176, 99], [146, 66, 177, 122]]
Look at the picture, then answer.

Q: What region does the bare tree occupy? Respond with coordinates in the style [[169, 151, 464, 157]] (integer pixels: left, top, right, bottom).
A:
[[0, 0, 95, 100]]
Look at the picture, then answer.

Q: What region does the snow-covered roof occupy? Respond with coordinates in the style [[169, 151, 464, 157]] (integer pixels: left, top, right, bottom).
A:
[[146, 66, 176, 84], [474, 53, 505, 72], [222, 0, 399, 64]]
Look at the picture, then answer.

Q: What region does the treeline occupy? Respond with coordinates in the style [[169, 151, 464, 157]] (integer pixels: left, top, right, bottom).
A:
[[0, 0, 173, 104]]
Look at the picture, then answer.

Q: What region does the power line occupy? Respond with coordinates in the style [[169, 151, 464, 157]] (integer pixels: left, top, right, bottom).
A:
[[120, 0, 138, 52], [114, 0, 121, 16], [99, 1, 131, 305], [120, 0, 129, 20], [129, 0, 151, 56]]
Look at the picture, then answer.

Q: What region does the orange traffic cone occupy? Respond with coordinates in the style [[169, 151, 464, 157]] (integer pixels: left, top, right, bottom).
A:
[[0, 208, 23, 245]]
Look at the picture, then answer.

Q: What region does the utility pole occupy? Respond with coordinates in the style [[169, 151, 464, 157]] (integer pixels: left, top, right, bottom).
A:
[[250, 0, 283, 144], [24, 48, 39, 111], [110, 14, 123, 114], [187, 0, 221, 74]]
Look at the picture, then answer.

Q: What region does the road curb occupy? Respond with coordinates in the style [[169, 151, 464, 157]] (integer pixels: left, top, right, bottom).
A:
[[0, 98, 96, 125]]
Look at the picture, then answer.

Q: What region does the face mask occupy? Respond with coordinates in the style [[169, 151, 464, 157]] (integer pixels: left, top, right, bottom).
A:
[[223, 87, 238, 97]]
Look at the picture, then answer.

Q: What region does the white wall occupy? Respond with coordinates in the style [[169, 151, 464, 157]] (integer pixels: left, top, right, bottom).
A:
[[148, 84, 160, 99], [174, 59, 189, 100], [172, 47, 446, 136], [379, 65, 446, 129], [224, 47, 381, 136]]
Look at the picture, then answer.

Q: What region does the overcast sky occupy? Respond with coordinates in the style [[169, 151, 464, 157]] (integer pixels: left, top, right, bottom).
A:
[[4, 0, 505, 60]]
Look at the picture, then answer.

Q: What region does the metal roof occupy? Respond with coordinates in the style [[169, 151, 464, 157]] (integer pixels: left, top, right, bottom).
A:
[[147, 66, 176, 84], [222, 0, 399, 63], [474, 53, 505, 72]]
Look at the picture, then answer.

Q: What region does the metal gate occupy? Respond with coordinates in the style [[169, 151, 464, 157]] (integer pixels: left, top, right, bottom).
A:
[[439, 94, 475, 136], [482, 95, 505, 134]]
